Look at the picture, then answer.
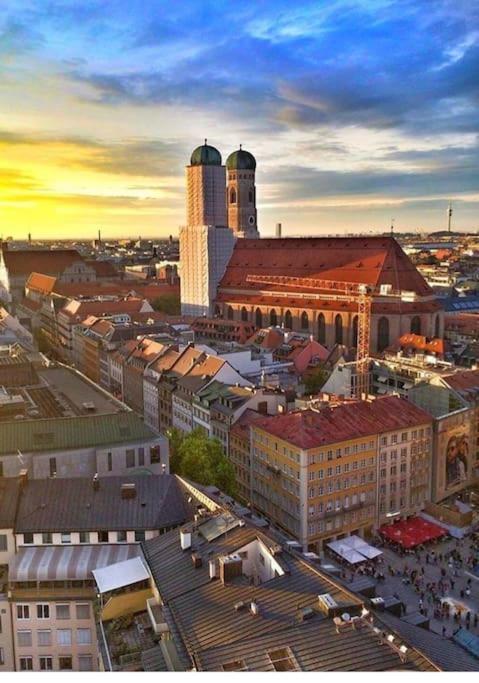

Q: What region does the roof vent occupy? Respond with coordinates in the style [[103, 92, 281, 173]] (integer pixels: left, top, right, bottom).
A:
[[121, 483, 136, 499], [191, 553, 202, 569], [250, 600, 260, 616], [180, 527, 192, 550]]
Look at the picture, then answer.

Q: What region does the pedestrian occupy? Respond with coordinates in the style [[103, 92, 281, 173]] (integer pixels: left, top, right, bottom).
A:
[[442, 626, 447, 637]]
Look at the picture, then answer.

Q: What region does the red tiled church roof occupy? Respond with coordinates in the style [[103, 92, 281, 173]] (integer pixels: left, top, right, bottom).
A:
[[218, 236, 432, 297]]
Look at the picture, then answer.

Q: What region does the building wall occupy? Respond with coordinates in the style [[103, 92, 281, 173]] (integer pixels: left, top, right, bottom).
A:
[[11, 595, 99, 672], [180, 224, 235, 317], [0, 595, 14, 672], [0, 528, 16, 567], [377, 422, 432, 526]]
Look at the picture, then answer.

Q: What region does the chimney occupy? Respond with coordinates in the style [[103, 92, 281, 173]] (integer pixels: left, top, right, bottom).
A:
[[275, 223, 282, 238], [180, 527, 192, 550], [121, 483, 136, 499], [92, 473, 100, 491], [19, 468, 28, 488]]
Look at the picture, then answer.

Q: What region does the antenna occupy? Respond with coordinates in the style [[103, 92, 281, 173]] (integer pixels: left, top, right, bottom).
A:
[[390, 218, 395, 236], [204, 138, 207, 146], [447, 201, 453, 233]]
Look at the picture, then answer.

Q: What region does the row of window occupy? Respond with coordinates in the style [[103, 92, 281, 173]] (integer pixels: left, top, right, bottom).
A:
[[379, 428, 430, 446], [17, 627, 92, 647], [19, 654, 93, 671], [308, 458, 375, 479], [21, 530, 146, 545], [16, 603, 90, 621], [307, 473, 375, 496]]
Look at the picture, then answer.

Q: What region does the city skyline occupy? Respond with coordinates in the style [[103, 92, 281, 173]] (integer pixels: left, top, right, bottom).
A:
[[1, 0, 478, 239]]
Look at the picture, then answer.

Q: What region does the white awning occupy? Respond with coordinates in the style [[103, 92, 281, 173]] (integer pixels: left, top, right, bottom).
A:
[[93, 556, 150, 594], [327, 540, 365, 564], [327, 535, 382, 563]]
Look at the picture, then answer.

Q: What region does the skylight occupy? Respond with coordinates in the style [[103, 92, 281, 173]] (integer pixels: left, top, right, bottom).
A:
[[267, 647, 299, 672]]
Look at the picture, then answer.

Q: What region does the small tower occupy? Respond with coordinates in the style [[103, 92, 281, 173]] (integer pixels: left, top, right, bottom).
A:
[[226, 146, 259, 238], [447, 201, 453, 233]]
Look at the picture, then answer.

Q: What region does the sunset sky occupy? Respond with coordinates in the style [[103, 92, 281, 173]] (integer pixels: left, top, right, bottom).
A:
[[0, 0, 478, 239]]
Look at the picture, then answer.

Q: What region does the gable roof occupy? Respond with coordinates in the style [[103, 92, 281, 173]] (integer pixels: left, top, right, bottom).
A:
[[0, 477, 21, 528], [219, 237, 432, 297], [2, 249, 84, 276]]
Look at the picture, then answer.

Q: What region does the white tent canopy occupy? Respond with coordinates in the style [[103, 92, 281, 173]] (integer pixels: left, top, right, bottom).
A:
[[327, 535, 382, 564], [93, 556, 150, 594]]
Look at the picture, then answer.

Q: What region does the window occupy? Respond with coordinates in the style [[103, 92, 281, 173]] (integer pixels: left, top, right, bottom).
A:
[[150, 446, 161, 464], [377, 316, 390, 352], [317, 313, 326, 344], [135, 531, 145, 542], [300, 311, 309, 330], [20, 657, 33, 671], [138, 447, 145, 466], [76, 604, 90, 620], [98, 531, 109, 543], [222, 660, 247, 671], [126, 449, 135, 468], [79, 655, 93, 671], [37, 630, 51, 647], [77, 628, 91, 645], [17, 630, 32, 647], [61, 533, 71, 544], [17, 605, 30, 620], [41, 532, 52, 545], [39, 656, 53, 671], [37, 604, 49, 619], [23, 533, 34, 545], [268, 647, 299, 671], [334, 314, 343, 345], [240, 306, 248, 322], [56, 604, 70, 620], [116, 530, 127, 542], [255, 308, 262, 327], [79, 531, 90, 544], [0, 535, 7, 552], [57, 629, 72, 646], [59, 656, 73, 671], [0, 648, 4, 666], [107, 452, 112, 472], [49, 457, 57, 478], [269, 309, 277, 326]]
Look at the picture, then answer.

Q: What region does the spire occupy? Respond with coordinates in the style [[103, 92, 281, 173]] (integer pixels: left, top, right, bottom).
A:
[[447, 201, 453, 233], [204, 138, 207, 146], [239, 143, 242, 150]]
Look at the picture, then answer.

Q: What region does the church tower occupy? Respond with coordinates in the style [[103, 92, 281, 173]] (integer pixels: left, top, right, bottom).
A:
[[226, 146, 259, 238], [186, 140, 227, 227]]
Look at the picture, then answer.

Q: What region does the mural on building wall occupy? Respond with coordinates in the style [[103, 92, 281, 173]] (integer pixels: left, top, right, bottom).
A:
[[445, 430, 469, 489]]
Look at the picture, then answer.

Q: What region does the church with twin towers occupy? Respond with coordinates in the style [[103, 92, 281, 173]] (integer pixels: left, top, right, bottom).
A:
[[180, 141, 443, 352], [180, 140, 259, 317]]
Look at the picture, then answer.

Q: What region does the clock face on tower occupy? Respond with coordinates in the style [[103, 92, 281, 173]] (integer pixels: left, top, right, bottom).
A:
[[248, 216, 255, 225]]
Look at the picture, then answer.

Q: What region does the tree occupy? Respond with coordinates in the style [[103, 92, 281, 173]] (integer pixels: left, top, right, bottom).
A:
[[303, 366, 329, 395], [151, 293, 181, 315], [165, 427, 184, 474], [173, 429, 236, 496]]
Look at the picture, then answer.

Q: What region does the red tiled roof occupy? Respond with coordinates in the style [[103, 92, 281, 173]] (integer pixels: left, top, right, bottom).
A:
[[2, 249, 83, 276], [230, 408, 265, 440], [60, 297, 147, 320], [398, 333, 444, 356], [253, 396, 433, 449], [443, 369, 479, 394], [19, 297, 42, 312], [218, 236, 433, 297], [26, 272, 57, 295]]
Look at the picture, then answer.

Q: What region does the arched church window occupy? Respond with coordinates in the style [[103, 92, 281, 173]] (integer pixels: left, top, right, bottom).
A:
[[335, 314, 343, 345], [318, 313, 326, 344], [352, 315, 358, 347], [230, 188, 236, 204], [284, 310, 293, 329], [270, 309, 277, 326], [249, 189, 253, 203], [227, 306, 234, 320], [410, 316, 421, 335], [301, 311, 309, 330], [241, 306, 248, 322], [255, 308, 263, 328], [377, 316, 390, 352]]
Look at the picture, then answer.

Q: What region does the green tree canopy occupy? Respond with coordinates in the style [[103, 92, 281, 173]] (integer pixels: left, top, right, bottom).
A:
[[151, 293, 181, 315], [169, 428, 236, 496], [303, 366, 329, 395]]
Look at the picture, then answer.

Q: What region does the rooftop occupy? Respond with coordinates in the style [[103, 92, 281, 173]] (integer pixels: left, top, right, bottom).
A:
[[253, 396, 433, 449], [0, 410, 157, 455], [15, 474, 191, 533], [1, 248, 84, 276], [0, 477, 21, 528]]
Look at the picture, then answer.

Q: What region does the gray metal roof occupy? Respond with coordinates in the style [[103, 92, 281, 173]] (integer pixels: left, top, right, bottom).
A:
[[143, 521, 437, 672], [15, 474, 191, 533]]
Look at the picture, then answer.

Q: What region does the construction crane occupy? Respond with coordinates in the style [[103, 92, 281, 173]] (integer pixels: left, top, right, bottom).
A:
[[245, 274, 372, 399]]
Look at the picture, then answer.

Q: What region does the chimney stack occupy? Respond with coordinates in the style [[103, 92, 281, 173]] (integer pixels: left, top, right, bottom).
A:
[[275, 223, 282, 238], [92, 473, 100, 491]]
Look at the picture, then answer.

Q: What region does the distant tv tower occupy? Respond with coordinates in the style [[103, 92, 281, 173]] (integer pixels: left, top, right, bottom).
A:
[[390, 218, 395, 236], [447, 201, 453, 233]]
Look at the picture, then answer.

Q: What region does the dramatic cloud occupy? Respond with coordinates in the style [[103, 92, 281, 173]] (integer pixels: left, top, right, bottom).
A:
[[0, 0, 478, 237]]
